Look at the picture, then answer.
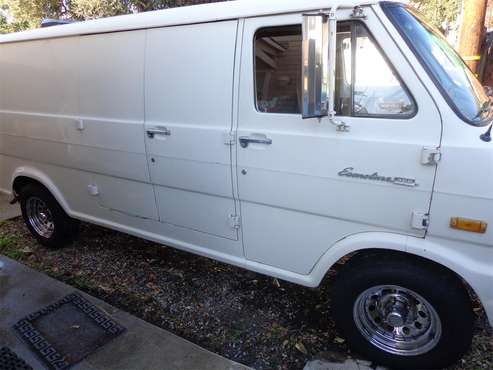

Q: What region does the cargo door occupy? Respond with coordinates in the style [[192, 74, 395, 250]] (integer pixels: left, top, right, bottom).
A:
[[145, 21, 238, 240]]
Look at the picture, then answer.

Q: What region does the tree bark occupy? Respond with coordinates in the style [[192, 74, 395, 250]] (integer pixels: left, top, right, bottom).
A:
[[457, 0, 488, 74]]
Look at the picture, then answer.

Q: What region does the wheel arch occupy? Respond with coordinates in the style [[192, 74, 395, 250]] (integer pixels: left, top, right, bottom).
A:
[[310, 232, 492, 326], [309, 232, 408, 286], [11, 167, 72, 215]]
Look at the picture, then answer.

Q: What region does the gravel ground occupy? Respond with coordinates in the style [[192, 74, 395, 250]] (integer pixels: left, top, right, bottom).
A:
[[0, 218, 491, 370]]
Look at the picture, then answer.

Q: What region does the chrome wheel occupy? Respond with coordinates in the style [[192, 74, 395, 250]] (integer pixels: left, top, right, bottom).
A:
[[26, 197, 55, 238], [353, 285, 441, 356]]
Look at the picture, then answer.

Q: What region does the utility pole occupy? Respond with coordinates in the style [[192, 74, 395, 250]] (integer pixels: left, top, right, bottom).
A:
[[457, 0, 488, 74]]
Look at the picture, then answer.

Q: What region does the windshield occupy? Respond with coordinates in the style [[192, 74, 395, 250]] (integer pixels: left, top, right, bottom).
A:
[[382, 2, 491, 126]]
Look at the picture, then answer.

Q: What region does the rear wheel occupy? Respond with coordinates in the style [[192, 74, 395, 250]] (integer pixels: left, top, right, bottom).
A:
[[19, 183, 79, 248], [331, 252, 474, 369]]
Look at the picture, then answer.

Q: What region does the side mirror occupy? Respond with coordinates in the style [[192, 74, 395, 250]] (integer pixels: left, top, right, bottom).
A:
[[302, 11, 350, 131], [302, 14, 329, 119]]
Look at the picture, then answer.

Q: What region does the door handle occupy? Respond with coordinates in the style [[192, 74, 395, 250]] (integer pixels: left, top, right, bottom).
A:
[[239, 136, 272, 148], [146, 126, 171, 139]]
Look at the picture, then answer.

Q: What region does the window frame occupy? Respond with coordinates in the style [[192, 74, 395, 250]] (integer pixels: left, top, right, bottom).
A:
[[253, 24, 302, 115], [252, 20, 418, 119]]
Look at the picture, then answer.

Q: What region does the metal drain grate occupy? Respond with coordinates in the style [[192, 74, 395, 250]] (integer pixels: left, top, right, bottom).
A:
[[13, 293, 125, 370], [0, 347, 33, 370]]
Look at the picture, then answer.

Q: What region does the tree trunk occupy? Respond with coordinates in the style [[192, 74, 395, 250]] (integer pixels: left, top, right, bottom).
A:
[[457, 0, 488, 74]]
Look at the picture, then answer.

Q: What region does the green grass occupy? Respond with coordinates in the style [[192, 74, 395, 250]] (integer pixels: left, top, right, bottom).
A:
[[0, 235, 16, 250], [3, 249, 24, 260], [0, 235, 24, 260]]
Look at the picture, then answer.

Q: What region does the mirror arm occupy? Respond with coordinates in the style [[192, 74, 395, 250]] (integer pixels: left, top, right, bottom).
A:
[[329, 113, 350, 132], [327, 7, 350, 132]]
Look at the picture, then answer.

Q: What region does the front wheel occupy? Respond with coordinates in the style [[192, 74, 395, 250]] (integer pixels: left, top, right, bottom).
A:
[[331, 252, 474, 369], [19, 183, 79, 248]]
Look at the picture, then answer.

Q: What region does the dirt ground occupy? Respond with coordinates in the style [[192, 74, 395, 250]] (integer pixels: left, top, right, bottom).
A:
[[0, 218, 491, 370]]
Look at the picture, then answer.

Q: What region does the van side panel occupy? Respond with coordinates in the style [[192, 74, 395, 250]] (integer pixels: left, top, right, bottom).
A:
[[78, 30, 157, 219], [0, 31, 158, 220], [145, 21, 239, 239], [0, 38, 79, 115], [79, 31, 145, 122], [0, 156, 244, 258]]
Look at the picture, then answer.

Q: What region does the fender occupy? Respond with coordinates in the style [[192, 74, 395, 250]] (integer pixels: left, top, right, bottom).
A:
[[309, 231, 493, 326], [308, 231, 408, 286], [407, 236, 493, 327], [10, 166, 72, 215]]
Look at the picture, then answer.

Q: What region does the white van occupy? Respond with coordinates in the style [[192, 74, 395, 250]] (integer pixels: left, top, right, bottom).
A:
[[0, 0, 491, 368]]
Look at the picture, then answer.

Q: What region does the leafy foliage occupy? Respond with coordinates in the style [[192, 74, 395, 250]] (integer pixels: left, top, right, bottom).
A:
[[0, 13, 8, 32], [71, 0, 130, 19], [411, 0, 461, 30], [0, 0, 65, 31], [0, 0, 222, 34]]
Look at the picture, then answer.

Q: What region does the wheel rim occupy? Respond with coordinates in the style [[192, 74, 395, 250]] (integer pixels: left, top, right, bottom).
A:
[[26, 197, 55, 238], [353, 285, 442, 356]]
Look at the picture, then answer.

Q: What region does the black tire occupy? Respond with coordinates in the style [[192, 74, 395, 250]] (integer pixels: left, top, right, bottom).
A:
[[19, 183, 79, 248], [331, 252, 474, 370]]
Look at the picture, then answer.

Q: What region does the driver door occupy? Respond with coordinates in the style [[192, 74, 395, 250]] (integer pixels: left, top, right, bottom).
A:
[[236, 11, 442, 275]]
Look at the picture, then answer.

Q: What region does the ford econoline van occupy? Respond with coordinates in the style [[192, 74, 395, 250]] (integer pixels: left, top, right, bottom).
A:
[[0, 1, 491, 368]]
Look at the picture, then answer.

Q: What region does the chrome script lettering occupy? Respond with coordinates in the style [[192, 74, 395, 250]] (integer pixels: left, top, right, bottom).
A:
[[338, 167, 418, 187]]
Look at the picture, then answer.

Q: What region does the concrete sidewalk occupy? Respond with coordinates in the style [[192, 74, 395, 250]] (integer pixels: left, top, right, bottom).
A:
[[0, 256, 250, 370]]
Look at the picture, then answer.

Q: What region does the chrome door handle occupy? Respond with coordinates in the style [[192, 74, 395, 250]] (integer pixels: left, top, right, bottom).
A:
[[239, 136, 272, 148], [146, 126, 171, 139]]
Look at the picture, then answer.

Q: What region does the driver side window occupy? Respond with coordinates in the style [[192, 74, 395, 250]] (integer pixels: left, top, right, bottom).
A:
[[254, 22, 416, 117]]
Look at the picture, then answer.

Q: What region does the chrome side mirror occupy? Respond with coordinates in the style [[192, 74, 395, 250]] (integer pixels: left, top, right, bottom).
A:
[[302, 14, 329, 119]]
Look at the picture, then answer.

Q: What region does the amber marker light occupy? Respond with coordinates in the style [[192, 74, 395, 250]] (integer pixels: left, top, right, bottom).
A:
[[450, 217, 488, 234]]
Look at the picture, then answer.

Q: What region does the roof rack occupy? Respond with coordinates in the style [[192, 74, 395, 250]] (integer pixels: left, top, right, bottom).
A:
[[41, 19, 75, 28]]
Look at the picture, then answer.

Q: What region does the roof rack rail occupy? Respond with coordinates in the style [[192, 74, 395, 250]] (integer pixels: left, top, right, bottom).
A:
[[41, 19, 75, 28]]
